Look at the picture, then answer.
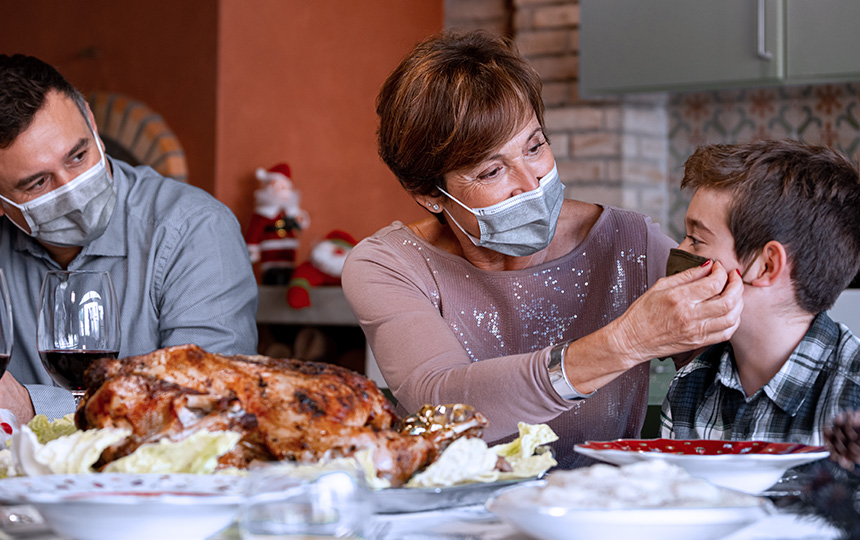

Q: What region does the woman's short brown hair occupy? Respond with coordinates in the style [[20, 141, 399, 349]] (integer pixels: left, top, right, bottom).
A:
[[376, 30, 545, 198], [682, 139, 860, 313]]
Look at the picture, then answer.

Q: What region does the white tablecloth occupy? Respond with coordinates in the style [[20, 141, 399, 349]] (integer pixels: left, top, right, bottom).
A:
[[0, 502, 841, 540]]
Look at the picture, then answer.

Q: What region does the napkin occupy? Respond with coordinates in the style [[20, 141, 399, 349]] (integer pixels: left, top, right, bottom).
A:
[[0, 410, 19, 446]]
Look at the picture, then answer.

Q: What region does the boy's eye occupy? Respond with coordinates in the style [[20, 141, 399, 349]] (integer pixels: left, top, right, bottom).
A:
[[527, 141, 546, 155]]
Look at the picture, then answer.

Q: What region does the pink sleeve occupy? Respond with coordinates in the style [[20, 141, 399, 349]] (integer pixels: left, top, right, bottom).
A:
[[342, 237, 571, 442]]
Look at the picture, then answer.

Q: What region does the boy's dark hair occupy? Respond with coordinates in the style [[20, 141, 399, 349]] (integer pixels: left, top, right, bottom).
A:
[[0, 54, 89, 149], [682, 139, 860, 313]]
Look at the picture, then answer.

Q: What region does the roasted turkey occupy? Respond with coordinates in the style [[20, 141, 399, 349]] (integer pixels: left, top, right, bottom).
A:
[[75, 344, 485, 486]]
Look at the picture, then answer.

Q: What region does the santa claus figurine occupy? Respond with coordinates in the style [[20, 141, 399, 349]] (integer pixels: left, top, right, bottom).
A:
[[244, 163, 310, 285], [287, 230, 357, 309]]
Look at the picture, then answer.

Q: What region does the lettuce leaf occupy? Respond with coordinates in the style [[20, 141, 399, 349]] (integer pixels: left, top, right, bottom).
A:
[[246, 449, 390, 490], [26, 414, 78, 444], [12, 425, 131, 475], [492, 422, 558, 478], [103, 430, 241, 474], [406, 437, 498, 488], [405, 422, 558, 488]]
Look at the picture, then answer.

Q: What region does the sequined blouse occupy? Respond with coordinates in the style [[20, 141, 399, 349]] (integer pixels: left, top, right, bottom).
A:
[[342, 206, 674, 468]]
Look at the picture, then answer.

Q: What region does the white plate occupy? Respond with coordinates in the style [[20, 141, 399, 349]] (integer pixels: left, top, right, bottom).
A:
[[486, 482, 772, 540], [0, 474, 245, 540], [574, 439, 829, 494]]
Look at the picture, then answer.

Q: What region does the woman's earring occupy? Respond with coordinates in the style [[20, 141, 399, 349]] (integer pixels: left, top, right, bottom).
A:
[[429, 202, 440, 211]]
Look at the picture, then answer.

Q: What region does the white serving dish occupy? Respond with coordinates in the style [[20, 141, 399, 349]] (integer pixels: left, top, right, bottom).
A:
[[0, 473, 245, 540], [486, 481, 772, 540], [574, 438, 830, 494]]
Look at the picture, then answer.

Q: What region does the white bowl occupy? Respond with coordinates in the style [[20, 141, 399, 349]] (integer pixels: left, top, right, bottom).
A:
[[0, 473, 245, 540], [486, 482, 772, 540], [574, 438, 830, 494]]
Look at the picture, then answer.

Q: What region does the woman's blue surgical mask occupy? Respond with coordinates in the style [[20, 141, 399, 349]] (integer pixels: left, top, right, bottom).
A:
[[438, 163, 564, 257], [0, 129, 116, 247]]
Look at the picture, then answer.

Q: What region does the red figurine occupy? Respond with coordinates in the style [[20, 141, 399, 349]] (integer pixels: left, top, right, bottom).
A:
[[244, 163, 310, 285]]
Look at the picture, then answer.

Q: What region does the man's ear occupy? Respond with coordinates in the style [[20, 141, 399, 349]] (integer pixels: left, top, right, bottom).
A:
[[747, 240, 788, 287], [83, 102, 104, 150]]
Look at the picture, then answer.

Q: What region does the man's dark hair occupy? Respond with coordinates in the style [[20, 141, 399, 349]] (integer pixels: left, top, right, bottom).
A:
[[682, 139, 860, 313], [0, 54, 89, 149]]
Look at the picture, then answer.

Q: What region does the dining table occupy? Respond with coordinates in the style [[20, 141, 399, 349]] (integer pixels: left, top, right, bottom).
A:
[[0, 500, 842, 540]]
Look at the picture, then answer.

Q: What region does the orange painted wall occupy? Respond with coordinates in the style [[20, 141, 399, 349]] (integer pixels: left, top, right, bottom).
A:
[[0, 1, 219, 194], [216, 0, 441, 257], [1, 1, 441, 261]]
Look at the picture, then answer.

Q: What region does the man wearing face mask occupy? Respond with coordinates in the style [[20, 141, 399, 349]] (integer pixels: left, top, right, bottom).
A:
[[342, 31, 745, 468], [660, 140, 860, 445], [0, 54, 258, 423]]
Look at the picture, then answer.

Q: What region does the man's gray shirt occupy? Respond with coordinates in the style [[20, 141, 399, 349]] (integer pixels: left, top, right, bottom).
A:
[[0, 157, 259, 419]]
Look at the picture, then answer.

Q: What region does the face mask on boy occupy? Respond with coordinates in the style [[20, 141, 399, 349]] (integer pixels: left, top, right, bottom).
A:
[[0, 128, 116, 247], [665, 247, 757, 285], [438, 162, 564, 257], [665, 248, 710, 276]]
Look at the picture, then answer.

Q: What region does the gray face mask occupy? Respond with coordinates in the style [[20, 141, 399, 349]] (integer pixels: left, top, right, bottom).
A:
[[0, 129, 116, 247], [438, 163, 564, 257]]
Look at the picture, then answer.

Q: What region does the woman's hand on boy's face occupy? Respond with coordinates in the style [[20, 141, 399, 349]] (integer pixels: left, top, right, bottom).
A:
[[611, 260, 744, 363]]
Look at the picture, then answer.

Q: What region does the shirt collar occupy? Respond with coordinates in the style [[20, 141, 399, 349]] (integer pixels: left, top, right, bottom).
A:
[[715, 312, 837, 415], [762, 312, 838, 415]]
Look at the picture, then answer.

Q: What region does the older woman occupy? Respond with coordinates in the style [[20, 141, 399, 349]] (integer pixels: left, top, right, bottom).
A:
[[342, 30, 743, 467]]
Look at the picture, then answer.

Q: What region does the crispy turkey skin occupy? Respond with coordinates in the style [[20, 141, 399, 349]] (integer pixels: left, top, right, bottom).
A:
[[75, 344, 437, 486]]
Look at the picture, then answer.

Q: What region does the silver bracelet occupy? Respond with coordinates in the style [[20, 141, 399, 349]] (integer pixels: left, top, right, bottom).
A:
[[548, 340, 598, 401]]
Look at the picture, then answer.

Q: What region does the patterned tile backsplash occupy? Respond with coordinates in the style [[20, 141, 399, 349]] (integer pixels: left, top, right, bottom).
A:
[[667, 83, 860, 242]]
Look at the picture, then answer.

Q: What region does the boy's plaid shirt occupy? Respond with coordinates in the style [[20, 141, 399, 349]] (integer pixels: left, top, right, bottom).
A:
[[661, 312, 860, 444]]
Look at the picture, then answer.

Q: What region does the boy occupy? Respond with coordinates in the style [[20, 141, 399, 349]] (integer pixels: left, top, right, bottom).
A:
[[661, 139, 860, 444]]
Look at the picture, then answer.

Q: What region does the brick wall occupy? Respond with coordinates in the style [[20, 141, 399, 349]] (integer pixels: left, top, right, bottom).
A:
[[445, 0, 670, 226]]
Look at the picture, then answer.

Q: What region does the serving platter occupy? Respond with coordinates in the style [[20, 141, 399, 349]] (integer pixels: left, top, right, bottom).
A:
[[574, 439, 830, 493], [372, 477, 541, 514]]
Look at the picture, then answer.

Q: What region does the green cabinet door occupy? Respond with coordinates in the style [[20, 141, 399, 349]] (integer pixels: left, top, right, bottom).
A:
[[786, 0, 860, 81], [580, 0, 784, 96]]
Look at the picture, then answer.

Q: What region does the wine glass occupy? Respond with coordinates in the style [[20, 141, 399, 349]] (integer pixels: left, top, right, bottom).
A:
[[37, 270, 121, 401], [0, 269, 12, 379]]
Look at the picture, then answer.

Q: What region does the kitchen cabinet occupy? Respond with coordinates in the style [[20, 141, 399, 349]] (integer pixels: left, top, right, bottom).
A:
[[580, 0, 860, 96], [785, 2, 860, 81]]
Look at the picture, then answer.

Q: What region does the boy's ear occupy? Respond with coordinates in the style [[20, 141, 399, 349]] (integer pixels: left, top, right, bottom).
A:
[[747, 240, 788, 287]]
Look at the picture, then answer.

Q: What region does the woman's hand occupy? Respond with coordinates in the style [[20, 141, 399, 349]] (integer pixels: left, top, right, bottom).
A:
[[610, 260, 744, 365], [560, 260, 742, 395]]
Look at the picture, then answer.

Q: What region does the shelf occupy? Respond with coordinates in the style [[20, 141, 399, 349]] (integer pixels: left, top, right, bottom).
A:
[[256, 285, 358, 326], [255, 285, 385, 387]]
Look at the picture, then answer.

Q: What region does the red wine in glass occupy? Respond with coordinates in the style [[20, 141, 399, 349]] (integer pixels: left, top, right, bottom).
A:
[[38, 350, 118, 393], [0, 269, 11, 381], [0, 355, 9, 381], [38, 270, 121, 402]]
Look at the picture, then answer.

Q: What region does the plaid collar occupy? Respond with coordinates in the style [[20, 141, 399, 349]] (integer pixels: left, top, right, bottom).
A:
[[712, 312, 838, 416]]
